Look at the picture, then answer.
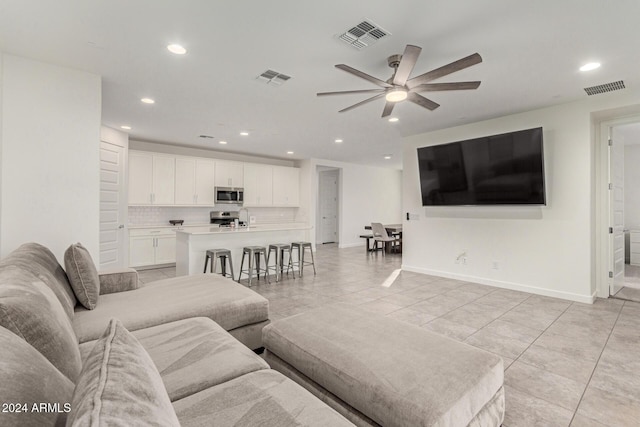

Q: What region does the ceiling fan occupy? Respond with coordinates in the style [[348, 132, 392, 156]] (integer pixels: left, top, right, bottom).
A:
[[317, 45, 482, 117]]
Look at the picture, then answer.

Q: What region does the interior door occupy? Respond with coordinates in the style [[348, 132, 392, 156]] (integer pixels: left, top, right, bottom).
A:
[[319, 170, 338, 244], [99, 131, 127, 269], [610, 128, 625, 295]]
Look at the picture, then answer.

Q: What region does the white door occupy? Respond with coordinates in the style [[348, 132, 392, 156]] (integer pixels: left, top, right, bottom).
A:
[[129, 236, 155, 267], [195, 159, 215, 205], [128, 152, 153, 204], [319, 170, 338, 244], [175, 158, 196, 205], [99, 129, 128, 269], [155, 235, 176, 264], [152, 155, 175, 204], [610, 128, 625, 295]]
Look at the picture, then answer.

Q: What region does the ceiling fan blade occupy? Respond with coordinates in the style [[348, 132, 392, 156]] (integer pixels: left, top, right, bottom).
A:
[[407, 53, 482, 88], [412, 81, 481, 92], [382, 101, 395, 118], [393, 45, 422, 86], [339, 93, 386, 113], [335, 64, 392, 88], [317, 89, 385, 97], [407, 92, 440, 111]]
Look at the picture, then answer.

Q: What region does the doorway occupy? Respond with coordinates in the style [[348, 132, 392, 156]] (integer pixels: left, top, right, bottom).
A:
[[317, 168, 339, 244]]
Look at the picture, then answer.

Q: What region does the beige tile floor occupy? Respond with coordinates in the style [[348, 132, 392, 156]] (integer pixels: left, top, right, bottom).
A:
[[139, 244, 640, 426]]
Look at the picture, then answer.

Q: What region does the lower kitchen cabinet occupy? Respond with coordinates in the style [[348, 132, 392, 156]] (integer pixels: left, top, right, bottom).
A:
[[129, 228, 177, 267]]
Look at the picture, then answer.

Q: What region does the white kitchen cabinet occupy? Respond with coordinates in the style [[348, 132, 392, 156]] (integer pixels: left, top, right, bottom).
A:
[[631, 231, 640, 265], [174, 158, 215, 205], [243, 163, 273, 206], [272, 166, 300, 206], [129, 228, 176, 267], [215, 160, 244, 187], [128, 151, 175, 205]]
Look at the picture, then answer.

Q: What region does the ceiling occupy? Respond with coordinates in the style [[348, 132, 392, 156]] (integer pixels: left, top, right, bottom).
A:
[[1, 1, 640, 169]]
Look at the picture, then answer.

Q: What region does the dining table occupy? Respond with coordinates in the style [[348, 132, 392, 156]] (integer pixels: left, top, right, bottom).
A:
[[363, 224, 403, 253]]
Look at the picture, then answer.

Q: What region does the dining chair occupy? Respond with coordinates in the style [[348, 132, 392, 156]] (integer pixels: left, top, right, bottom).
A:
[[371, 223, 400, 254]]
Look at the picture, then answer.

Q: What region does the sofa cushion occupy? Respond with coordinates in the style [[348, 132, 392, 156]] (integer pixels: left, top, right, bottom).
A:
[[79, 317, 270, 402], [68, 319, 180, 427], [0, 267, 82, 382], [0, 242, 77, 319], [173, 370, 355, 427], [73, 274, 269, 343], [64, 242, 100, 310], [0, 326, 73, 427], [263, 303, 504, 427]]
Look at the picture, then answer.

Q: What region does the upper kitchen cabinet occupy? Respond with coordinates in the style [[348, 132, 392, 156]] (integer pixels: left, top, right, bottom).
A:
[[175, 157, 215, 205], [272, 166, 300, 207], [129, 151, 175, 205], [215, 160, 243, 188], [243, 163, 273, 207]]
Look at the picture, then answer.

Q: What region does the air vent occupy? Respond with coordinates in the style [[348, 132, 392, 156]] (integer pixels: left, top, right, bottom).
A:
[[584, 80, 625, 96], [257, 69, 292, 86], [199, 135, 214, 139], [338, 19, 390, 50]]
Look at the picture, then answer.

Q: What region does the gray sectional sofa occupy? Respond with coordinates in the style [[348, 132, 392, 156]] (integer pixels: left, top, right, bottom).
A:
[[0, 243, 353, 426]]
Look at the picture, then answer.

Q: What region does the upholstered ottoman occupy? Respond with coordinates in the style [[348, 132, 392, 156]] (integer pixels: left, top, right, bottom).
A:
[[263, 303, 505, 427]]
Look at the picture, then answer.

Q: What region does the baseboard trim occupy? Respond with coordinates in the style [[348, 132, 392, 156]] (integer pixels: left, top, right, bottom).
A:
[[338, 242, 362, 249], [401, 264, 596, 304]]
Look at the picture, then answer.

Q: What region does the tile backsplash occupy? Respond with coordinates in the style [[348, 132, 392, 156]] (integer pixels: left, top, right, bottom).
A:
[[129, 206, 299, 226]]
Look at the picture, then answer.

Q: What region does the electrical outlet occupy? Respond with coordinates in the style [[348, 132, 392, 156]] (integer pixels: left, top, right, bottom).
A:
[[455, 251, 467, 264]]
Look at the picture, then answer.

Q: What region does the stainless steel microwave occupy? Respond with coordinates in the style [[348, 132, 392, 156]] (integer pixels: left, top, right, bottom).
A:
[[214, 187, 244, 205]]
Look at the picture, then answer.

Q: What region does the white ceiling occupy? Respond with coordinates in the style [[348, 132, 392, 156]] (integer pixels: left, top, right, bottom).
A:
[[2, 0, 640, 169]]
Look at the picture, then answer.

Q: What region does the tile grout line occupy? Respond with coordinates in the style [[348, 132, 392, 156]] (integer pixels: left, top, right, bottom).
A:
[[566, 301, 625, 426]]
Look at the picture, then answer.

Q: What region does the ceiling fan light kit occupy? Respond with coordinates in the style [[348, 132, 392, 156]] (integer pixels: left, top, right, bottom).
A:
[[318, 45, 482, 118]]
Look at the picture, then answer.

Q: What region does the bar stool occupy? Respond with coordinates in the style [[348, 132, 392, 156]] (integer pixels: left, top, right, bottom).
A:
[[203, 249, 235, 280], [266, 243, 293, 282], [238, 246, 269, 286], [288, 241, 316, 277]]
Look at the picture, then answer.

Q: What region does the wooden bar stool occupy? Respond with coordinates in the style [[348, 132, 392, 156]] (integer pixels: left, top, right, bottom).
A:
[[203, 248, 234, 280], [288, 241, 316, 277], [238, 246, 269, 286], [266, 243, 293, 282]]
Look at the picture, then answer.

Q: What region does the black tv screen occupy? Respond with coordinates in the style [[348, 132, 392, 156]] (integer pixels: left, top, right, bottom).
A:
[[417, 127, 545, 206]]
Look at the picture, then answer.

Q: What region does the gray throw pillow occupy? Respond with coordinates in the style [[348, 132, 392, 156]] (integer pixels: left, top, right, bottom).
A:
[[0, 325, 74, 427], [64, 243, 100, 310], [67, 319, 181, 427]]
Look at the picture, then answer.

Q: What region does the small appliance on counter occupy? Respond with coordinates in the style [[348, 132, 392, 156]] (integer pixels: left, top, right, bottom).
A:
[[169, 220, 184, 226], [210, 211, 241, 228]]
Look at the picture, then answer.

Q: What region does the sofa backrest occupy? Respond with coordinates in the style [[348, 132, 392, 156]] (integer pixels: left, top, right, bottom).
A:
[[0, 266, 83, 382], [0, 242, 77, 318]]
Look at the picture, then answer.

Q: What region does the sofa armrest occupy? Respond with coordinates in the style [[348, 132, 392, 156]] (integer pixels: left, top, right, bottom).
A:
[[98, 268, 139, 295]]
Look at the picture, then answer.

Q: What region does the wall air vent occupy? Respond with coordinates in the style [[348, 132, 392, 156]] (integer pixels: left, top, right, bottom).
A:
[[257, 69, 292, 86], [338, 19, 390, 50], [584, 80, 625, 96]]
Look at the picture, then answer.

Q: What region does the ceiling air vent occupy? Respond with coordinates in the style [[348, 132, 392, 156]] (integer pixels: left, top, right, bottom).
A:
[[257, 69, 292, 86], [584, 80, 625, 96], [338, 19, 390, 50]]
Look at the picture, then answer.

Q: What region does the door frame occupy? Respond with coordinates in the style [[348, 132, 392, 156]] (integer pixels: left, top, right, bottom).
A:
[[315, 166, 342, 246], [595, 114, 640, 297]]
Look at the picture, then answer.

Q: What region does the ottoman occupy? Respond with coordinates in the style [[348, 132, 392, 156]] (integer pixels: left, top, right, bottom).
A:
[[263, 303, 505, 427]]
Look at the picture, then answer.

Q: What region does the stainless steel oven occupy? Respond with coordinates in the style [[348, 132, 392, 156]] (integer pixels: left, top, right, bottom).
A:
[[214, 187, 244, 205]]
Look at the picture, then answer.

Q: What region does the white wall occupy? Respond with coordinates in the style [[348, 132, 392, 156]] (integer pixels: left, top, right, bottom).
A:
[[0, 53, 101, 260], [625, 144, 640, 229], [301, 158, 402, 249], [403, 91, 640, 303]]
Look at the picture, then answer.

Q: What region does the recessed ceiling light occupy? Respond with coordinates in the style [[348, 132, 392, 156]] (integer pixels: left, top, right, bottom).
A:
[[384, 155, 392, 160], [167, 44, 187, 55], [240, 131, 249, 136], [335, 139, 343, 143], [580, 62, 601, 72], [388, 117, 399, 122], [287, 151, 294, 155], [219, 141, 228, 145], [120, 125, 131, 130], [141, 98, 155, 104]]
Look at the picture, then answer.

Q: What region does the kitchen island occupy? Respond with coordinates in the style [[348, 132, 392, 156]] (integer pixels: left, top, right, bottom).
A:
[[175, 223, 312, 277]]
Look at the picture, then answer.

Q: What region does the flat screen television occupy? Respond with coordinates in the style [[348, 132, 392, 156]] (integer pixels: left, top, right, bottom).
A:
[[417, 127, 545, 206]]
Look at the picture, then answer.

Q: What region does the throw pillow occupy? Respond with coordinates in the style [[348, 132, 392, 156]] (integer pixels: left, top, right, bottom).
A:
[[64, 243, 100, 310], [0, 325, 74, 427], [67, 318, 180, 427]]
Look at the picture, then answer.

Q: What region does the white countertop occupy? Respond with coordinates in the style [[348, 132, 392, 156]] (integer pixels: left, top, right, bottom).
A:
[[176, 222, 311, 235], [128, 223, 210, 230]]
